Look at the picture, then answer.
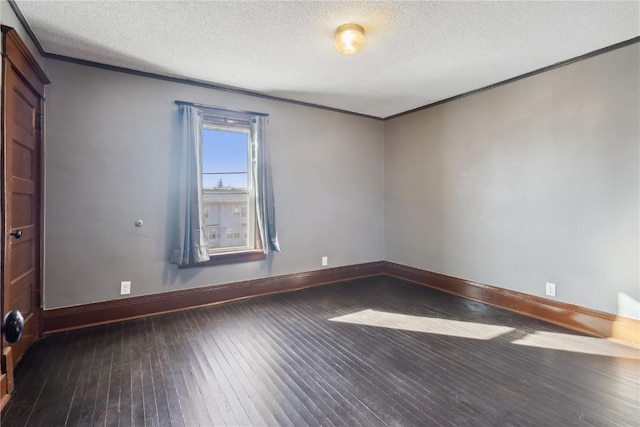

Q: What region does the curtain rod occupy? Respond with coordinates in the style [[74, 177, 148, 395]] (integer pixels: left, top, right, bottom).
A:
[[174, 100, 269, 117]]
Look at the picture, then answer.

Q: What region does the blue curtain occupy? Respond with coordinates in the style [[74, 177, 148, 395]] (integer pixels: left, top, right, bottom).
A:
[[170, 105, 209, 266], [251, 116, 281, 253]]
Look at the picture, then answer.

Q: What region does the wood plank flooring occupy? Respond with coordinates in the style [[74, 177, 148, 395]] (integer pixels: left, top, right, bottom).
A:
[[2, 276, 639, 426]]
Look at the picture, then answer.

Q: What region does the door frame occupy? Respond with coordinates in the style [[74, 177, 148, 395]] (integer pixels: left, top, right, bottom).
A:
[[0, 25, 49, 410]]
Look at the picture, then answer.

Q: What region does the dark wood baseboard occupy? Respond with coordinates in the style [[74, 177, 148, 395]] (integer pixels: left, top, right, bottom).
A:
[[383, 261, 640, 347], [43, 261, 385, 334], [43, 260, 639, 347]]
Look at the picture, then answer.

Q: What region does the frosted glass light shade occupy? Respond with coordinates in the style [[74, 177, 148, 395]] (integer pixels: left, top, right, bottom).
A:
[[334, 24, 365, 55]]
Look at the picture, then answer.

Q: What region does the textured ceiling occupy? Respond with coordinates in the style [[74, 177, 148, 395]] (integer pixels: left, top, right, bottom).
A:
[[14, 1, 640, 118]]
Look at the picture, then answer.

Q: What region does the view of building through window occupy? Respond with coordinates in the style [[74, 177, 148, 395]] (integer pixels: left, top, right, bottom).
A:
[[202, 126, 255, 253], [203, 192, 249, 249]]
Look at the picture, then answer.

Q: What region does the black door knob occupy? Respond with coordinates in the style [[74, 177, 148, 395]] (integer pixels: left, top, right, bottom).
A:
[[10, 230, 22, 239], [1, 310, 24, 343]]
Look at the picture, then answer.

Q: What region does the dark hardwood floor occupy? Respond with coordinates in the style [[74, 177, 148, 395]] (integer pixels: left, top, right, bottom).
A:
[[2, 276, 639, 426]]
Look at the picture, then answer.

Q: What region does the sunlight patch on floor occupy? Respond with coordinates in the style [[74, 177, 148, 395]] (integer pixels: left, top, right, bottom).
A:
[[330, 309, 640, 358], [617, 292, 640, 320], [512, 331, 640, 359], [329, 309, 514, 340]]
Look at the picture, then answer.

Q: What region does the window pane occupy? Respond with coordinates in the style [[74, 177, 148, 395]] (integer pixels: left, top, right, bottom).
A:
[[203, 190, 250, 251], [202, 129, 248, 189]]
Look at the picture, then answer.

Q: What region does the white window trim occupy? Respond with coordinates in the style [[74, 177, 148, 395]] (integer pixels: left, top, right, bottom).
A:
[[202, 122, 257, 256]]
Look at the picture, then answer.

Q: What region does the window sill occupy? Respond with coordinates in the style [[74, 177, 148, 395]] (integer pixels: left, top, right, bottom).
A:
[[178, 250, 266, 269]]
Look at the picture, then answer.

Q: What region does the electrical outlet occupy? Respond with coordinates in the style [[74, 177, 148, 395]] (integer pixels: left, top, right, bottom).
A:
[[545, 282, 556, 297], [120, 281, 131, 295], [322, 256, 328, 267]]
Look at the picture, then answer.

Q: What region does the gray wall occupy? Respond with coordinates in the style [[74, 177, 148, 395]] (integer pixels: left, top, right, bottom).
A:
[[42, 60, 384, 308], [384, 44, 639, 319]]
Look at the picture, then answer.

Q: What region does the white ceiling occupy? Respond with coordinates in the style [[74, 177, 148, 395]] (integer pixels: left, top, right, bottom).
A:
[[14, 1, 640, 118]]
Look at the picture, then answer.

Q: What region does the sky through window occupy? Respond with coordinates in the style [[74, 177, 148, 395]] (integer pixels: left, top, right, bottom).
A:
[[202, 129, 248, 189]]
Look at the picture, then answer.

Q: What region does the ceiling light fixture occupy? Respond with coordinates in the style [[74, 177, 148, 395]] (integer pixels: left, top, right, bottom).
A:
[[334, 23, 365, 55]]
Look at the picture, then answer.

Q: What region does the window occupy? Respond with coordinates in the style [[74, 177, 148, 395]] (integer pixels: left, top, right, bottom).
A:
[[201, 117, 260, 257], [225, 227, 242, 240], [232, 205, 247, 218], [207, 226, 219, 241], [171, 103, 279, 268]]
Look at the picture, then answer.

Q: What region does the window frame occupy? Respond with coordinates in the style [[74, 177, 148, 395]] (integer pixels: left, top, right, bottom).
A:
[[196, 115, 265, 266]]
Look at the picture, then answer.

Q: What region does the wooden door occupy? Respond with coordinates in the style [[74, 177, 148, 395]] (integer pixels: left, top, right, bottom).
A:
[[1, 26, 49, 410]]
